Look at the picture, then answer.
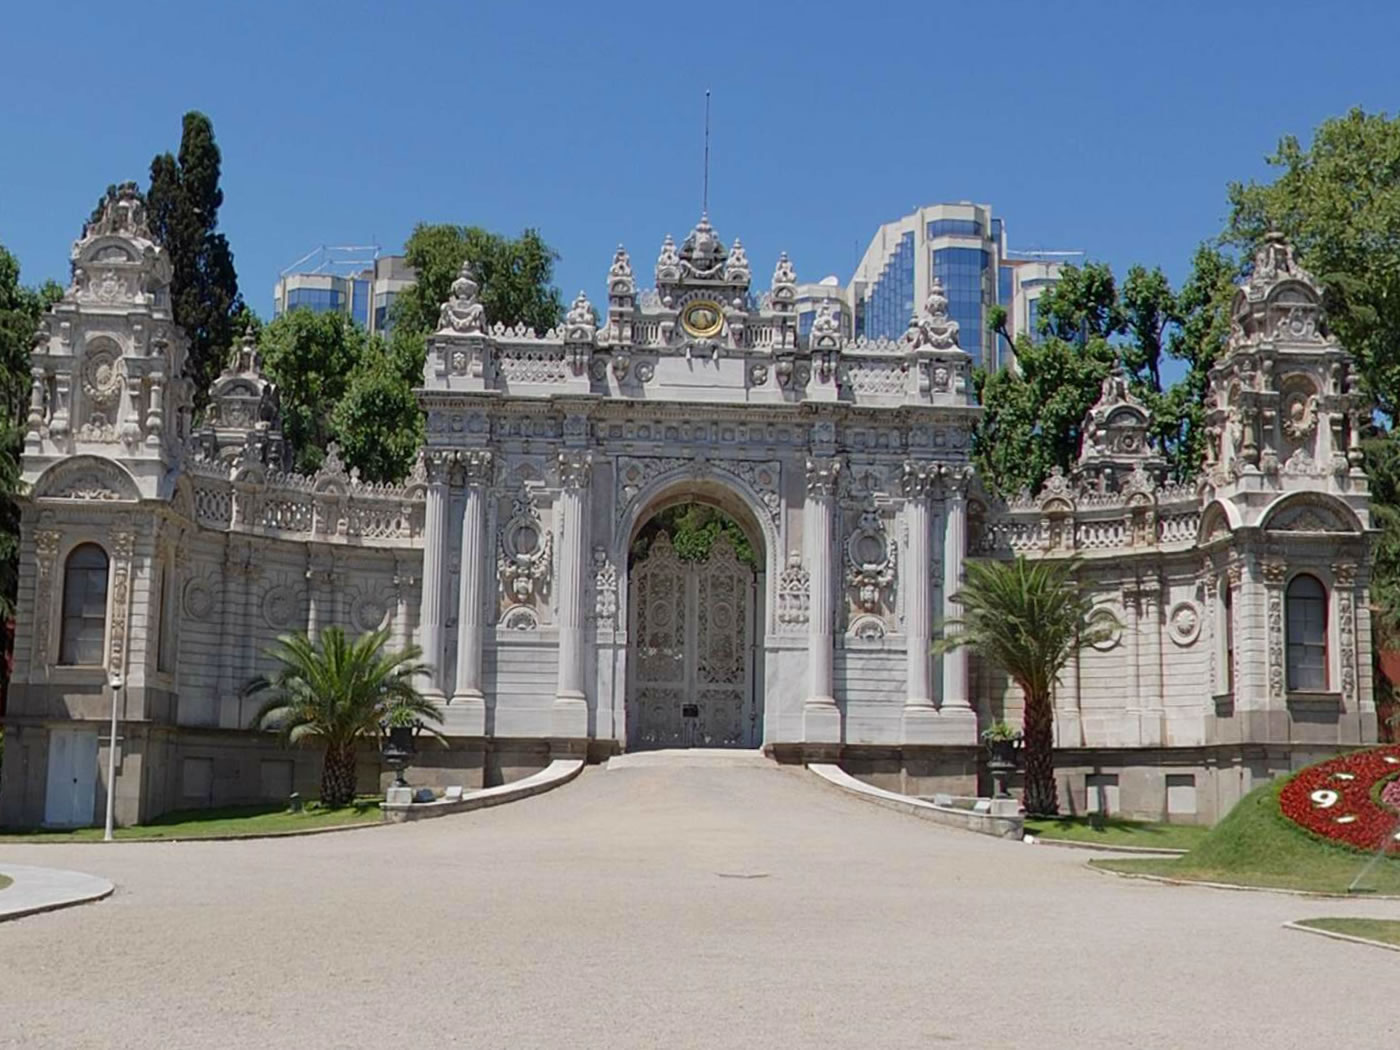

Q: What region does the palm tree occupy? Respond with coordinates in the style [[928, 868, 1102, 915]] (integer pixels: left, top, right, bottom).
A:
[[245, 627, 441, 807], [937, 555, 1115, 816]]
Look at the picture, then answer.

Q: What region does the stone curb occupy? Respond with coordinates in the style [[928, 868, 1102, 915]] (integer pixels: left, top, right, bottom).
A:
[[381, 758, 584, 822], [1282, 920, 1400, 953], [1086, 861, 1400, 900], [0, 817, 386, 846], [1031, 837, 1187, 856], [807, 763, 1024, 839], [0, 864, 114, 923]]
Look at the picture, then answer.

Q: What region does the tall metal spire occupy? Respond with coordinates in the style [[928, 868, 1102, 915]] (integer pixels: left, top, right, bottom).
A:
[[702, 89, 711, 216]]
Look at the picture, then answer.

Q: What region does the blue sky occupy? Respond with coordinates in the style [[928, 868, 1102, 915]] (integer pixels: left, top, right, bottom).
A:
[[3, 0, 1399, 330]]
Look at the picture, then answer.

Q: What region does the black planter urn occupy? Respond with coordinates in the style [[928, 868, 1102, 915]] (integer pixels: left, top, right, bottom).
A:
[[985, 738, 1020, 800], [381, 724, 418, 788]]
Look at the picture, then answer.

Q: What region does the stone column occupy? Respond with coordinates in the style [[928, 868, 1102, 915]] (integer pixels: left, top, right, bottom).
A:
[[803, 457, 841, 743], [1139, 578, 1164, 746], [418, 451, 452, 700], [901, 461, 937, 743], [451, 450, 493, 734], [553, 451, 592, 737], [941, 469, 973, 715]]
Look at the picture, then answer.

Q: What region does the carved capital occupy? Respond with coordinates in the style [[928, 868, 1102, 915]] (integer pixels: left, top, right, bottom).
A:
[[422, 448, 456, 485], [558, 450, 593, 490], [900, 460, 938, 501], [805, 456, 841, 498], [1260, 559, 1288, 586], [1332, 562, 1358, 588], [459, 449, 494, 487]]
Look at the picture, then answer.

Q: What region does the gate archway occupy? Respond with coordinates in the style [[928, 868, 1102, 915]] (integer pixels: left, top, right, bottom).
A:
[[625, 496, 766, 749]]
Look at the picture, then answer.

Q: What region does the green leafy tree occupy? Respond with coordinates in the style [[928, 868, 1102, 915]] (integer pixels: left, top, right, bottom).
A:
[[631, 504, 758, 568], [979, 251, 1233, 494], [937, 556, 1115, 816], [145, 112, 242, 409], [394, 224, 564, 340], [330, 337, 424, 483], [257, 309, 365, 476], [0, 248, 61, 622], [976, 319, 1118, 497], [245, 627, 440, 807]]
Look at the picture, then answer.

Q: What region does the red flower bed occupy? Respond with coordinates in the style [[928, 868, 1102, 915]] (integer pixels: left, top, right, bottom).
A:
[[1278, 745, 1400, 853]]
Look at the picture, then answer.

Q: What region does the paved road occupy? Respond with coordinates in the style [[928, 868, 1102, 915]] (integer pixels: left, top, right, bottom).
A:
[[1, 757, 1397, 1049]]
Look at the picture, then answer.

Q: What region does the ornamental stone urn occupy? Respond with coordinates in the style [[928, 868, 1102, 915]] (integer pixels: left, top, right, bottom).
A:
[[983, 728, 1022, 800]]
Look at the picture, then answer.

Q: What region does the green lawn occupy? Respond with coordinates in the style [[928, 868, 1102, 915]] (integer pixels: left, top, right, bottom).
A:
[[0, 799, 384, 843], [1093, 779, 1400, 895], [1025, 814, 1208, 851], [0, 873, 11, 891], [1295, 918, 1400, 946]]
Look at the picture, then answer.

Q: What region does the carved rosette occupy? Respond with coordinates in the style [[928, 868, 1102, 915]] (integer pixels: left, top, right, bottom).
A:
[[497, 492, 553, 604], [844, 509, 896, 614]]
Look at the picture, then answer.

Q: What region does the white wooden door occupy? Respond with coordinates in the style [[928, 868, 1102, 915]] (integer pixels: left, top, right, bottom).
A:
[[628, 534, 756, 749], [44, 727, 98, 827]]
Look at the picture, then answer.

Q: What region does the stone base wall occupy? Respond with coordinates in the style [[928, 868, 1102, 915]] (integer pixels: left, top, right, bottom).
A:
[[0, 721, 582, 828], [770, 743, 979, 799]]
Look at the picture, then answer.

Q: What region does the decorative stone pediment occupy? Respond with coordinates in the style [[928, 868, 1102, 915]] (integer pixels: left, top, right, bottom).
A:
[[1263, 495, 1360, 534], [1229, 233, 1325, 351], [32, 456, 141, 502], [1078, 367, 1165, 487]]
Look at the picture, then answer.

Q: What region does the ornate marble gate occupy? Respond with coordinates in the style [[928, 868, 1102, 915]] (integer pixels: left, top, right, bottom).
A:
[[627, 534, 758, 749]]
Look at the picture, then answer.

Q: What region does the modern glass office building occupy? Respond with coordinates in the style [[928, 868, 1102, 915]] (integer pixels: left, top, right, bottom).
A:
[[273, 251, 416, 337], [846, 203, 1075, 371]]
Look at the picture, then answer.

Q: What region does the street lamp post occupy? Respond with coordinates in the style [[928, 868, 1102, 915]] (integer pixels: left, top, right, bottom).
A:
[[104, 671, 122, 842]]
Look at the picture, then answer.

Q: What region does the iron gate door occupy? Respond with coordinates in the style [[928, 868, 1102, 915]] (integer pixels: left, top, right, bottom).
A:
[[628, 533, 756, 749]]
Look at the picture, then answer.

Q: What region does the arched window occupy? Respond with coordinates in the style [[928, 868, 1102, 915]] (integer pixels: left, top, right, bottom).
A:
[[59, 543, 109, 666], [1286, 574, 1328, 691]]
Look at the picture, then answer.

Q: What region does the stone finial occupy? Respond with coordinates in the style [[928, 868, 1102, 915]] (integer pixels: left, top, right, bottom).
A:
[[656, 234, 681, 284], [1229, 232, 1326, 351], [82, 182, 152, 242], [566, 290, 595, 329], [906, 277, 961, 350], [725, 237, 751, 284], [608, 244, 635, 298], [436, 262, 487, 334], [809, 302, 841, 352], [680, 213, 724, 277], [771, 252, 796, 304]]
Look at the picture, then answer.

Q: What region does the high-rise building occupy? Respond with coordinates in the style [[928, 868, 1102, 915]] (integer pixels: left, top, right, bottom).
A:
[[847, 202, 1077, 371], [273, 247, 416, 336]]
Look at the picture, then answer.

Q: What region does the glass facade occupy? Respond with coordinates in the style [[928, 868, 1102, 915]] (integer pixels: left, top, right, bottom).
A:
[[374, 290, 399, 334], [863, 232, 915, 341], [1026, 296, 1041, 340], [284, 287, 345, 314], [926, 219, 983, 239], [351, 279, 370, 329], [932, 247, 989, 364], [998, 264, 1014, 311]]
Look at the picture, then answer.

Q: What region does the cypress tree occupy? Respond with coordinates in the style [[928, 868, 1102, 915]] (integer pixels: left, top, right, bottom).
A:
[[145, 112, 242, 409]]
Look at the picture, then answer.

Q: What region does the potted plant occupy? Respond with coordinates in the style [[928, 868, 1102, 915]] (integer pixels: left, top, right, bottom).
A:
[[981, 720, 1022, 800]]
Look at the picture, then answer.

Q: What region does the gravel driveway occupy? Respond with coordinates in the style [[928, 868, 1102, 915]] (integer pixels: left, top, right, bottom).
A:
[[1, 759, 1396, 1049]]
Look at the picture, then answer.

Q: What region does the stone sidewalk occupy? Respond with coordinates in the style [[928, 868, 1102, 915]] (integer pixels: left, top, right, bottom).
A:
[[0, 762, 1396, 1049], [0, 862, 113, 922]]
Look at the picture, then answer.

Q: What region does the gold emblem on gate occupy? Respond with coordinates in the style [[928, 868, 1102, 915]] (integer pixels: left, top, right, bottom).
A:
[[681, 300, 724, 339]]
